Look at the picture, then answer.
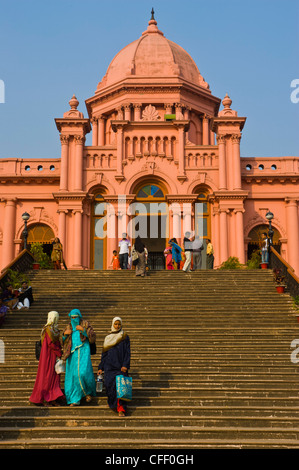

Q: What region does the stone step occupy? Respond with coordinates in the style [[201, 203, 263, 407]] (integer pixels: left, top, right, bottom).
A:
[[1, 437, 299, 449], [1, 425, 299, 442], [1, 414, 299, 428], [2, 404, 299, 418]]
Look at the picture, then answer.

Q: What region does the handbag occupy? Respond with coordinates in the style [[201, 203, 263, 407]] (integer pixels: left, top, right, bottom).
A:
[[90, 341, 96, 355], [35, 340, 42, 360], [131, 248, 139, 266], [116, 374, 132, 401], [55, 358, 66, 374]]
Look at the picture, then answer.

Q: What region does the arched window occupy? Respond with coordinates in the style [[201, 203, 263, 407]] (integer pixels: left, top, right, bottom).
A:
[[136, 184, 164, 199], [194, 192, 209, 239]]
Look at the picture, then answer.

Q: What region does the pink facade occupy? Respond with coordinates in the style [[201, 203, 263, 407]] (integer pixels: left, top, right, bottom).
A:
[[0, 16, 298, 274]]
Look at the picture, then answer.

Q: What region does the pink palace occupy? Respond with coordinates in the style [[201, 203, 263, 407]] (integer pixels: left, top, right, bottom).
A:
[[1, 14, 299, 275]]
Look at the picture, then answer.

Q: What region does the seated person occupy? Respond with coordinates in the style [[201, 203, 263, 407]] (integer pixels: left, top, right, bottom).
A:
[[17, 281, 34, 310], [2, 284, 19, 310], [0, 299, 9, 327]]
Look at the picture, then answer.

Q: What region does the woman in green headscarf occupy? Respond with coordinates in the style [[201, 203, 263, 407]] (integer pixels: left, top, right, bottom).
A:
[[62, 309, 96, 406]]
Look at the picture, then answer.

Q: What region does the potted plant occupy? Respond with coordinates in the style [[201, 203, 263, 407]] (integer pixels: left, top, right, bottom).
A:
[[30, 243, 51, 270], [273, 268, 286, 293]]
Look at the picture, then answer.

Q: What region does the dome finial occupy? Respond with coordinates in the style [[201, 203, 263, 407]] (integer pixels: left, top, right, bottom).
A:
[[150, 8, 155, 20]]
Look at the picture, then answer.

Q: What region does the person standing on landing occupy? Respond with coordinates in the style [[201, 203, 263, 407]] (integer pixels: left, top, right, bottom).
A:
[[118, 233, 131, 270]]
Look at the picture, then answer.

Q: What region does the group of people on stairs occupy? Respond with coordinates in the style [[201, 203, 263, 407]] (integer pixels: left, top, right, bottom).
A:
[[29, 311, 130, 417]]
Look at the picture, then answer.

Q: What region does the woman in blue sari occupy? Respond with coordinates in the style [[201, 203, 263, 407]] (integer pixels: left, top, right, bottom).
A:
[[169, 238, 182, 270], [98, 317, 130, 417], [62, 309, 96, 406]]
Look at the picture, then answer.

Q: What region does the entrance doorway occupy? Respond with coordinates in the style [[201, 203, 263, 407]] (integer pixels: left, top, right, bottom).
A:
[[247, 224, 281, 260], [26, 224, 55, 257], [134, 183, 167, 270]]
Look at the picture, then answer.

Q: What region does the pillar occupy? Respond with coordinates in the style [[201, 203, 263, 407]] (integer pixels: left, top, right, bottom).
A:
[[217, 135, 227, 190], [92, 118, 98, 146], [98, 116, 105, 146], [116, 126, 123, 176], [178, 125, 185, 176], [285, 198, 299, 276], [2, 198, 17, 269], [74, 136, 84, 191], [234, 209, 245, 264], [232, 135, 242, 190], [59, 135, 69, 191], [219, 208, 229, 263], [73, 209, 83, 268], [58, 209, 68, 250], [133, 104, 142, 121], [202, 115, 209, 145]]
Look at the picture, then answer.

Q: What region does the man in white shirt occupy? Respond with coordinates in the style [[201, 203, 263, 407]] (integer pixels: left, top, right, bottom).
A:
[[118, 233, 131, 269]]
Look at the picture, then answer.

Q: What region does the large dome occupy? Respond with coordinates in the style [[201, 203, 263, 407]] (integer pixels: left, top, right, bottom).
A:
[[96, 15, 209, 92]]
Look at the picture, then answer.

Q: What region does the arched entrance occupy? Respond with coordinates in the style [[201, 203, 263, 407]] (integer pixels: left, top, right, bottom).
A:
[[194, 190, 211, 269], [26, 223, 55, 256], [133, 182, 167, 270], [247, 224, 281, 260]]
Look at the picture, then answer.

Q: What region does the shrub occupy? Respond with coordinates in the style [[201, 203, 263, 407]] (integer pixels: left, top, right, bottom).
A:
[[5, 269, 29, 289], [219, 256, 243, 269], [246, 250, 261, 269], [30, 243, 51, 269]]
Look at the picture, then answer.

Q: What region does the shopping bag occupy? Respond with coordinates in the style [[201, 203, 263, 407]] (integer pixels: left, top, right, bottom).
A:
[[55, 359, 66, 374], [116, 375, 132, 401]]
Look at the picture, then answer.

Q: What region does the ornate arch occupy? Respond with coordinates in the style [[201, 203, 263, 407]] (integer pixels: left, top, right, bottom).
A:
[[125, 169, 177, 195], [187, 174, 217, 194], [244, 214, 286, 239], [15, 208, 58, 240]]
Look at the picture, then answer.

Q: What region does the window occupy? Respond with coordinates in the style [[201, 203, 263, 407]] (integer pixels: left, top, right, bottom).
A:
[[137, 184, 164, 199]]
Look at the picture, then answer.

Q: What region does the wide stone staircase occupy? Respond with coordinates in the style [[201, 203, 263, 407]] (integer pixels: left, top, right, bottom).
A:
[[0, 269, 299, 449]]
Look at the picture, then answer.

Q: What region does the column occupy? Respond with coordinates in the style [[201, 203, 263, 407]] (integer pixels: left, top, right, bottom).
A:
[[92, 117, 98, 146], [58, 209, 68, 249], [106, 203, 117, 265], [183, 203, 192, 235], [73, 209, 83, 268], [217, 135, 227, 190], [2, 198, 17, 269], [133, 104, 142, 121], [285, 198, 299, 276], [232, 134, 242, 190], [116, 125, 123, 176], [178, 125, 185, 176], [219, 208, 229, 263], [202, 115, 209, 145], [213, 207, 220, 268], [59, 135, 69, 191], [124, 104, 131, 121], [234, 208, 245, 264], [170, 203, 182, 243], [98, 116, 105, 146], [74, 135, 84, 191]]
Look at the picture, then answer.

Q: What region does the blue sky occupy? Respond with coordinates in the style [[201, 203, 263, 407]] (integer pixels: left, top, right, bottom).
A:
[[0, 0, 298, 159]]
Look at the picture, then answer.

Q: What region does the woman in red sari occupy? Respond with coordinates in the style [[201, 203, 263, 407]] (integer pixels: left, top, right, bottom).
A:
[[30, 311, 65, 406]]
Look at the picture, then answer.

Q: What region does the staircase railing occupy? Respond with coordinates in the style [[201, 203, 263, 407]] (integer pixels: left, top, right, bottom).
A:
[[0, 249, 34, 289], [268, 246, 299, 298]]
